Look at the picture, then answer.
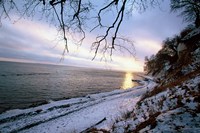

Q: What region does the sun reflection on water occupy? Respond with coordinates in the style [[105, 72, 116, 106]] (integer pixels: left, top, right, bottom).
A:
[[121, 72, 135, 89]]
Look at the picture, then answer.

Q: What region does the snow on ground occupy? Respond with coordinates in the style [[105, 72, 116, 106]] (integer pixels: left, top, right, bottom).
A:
[[112, 75, 200, 133], [0, 78, 156, 133]]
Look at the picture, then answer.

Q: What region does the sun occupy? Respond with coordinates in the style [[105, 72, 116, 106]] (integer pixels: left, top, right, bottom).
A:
[[120, 58, 143, 72]]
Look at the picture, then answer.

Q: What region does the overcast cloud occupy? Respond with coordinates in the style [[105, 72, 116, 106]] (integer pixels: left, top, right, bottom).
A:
[[0, 1, 188, 72]]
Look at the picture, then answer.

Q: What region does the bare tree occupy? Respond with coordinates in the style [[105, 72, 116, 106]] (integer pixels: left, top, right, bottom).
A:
[[171, 0, 200, 27], [0, 0, 160, 59]]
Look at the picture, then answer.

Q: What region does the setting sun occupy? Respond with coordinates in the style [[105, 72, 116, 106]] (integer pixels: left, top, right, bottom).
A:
[[117, 58, 143, 72]]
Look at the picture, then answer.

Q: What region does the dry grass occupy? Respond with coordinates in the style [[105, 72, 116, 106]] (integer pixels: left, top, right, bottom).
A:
[[85, 128, 110, 133], [139, 69, 200, 102], [129, 112, 161, 133]]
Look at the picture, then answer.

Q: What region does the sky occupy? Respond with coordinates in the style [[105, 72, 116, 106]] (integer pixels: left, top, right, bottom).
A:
[[0, 0, 187, 72]]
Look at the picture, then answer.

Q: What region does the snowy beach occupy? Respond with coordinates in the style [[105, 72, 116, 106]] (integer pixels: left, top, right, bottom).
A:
[[0, 77, 155, 133]]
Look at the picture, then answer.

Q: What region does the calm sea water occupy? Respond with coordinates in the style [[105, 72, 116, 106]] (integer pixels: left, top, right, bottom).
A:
[[0, 61, 140, 113]]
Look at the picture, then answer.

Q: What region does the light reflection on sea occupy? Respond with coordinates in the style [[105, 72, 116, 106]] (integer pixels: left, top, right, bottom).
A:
[[121, 72, 135, 89]]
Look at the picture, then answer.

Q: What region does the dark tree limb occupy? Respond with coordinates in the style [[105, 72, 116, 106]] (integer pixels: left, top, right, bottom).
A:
[[92, 0, 128, 60], [0, 0, 160, 60]]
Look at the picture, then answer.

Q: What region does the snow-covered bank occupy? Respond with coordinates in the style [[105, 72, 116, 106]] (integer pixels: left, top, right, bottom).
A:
[[112, 74, 200, 133], [0, 79, 156, 133], [110, 26, 200, 133]]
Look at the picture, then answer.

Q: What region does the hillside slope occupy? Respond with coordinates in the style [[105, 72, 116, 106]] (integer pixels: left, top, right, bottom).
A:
[[111, 27, 200, 132], [112, 73, 200, 132]]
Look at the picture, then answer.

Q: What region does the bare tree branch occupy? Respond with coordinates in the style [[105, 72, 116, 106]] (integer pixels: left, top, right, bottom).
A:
[[0, 0, 160, 60]]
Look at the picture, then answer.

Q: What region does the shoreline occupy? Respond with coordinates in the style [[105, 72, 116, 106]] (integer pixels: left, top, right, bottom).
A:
[[0, 78, 154, 133], [0, 74, 143, 114], [0, 84, 142, 115], [0, 86, 139, 115], [0, 61, 142, 114]]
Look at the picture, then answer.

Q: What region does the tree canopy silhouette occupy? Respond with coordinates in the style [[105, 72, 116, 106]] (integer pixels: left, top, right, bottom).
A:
[[0, 0, 160, 59], [170, 0, 200, 27]]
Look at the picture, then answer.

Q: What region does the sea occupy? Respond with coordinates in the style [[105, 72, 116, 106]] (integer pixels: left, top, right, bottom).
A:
[[0, 61, 141, 113]]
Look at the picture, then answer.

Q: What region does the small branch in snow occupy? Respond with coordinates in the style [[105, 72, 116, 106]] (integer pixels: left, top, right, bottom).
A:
[[81, 117, 107, 133]]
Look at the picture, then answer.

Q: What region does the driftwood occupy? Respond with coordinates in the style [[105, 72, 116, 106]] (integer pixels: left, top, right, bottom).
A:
[[81, 117, 107, 133]]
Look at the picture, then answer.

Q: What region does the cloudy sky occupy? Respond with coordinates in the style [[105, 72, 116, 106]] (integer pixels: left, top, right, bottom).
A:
[[0, 1, 187, 72]]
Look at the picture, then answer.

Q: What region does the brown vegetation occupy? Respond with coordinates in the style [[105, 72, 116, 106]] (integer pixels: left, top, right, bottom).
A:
[[140, 68, 200, 103], [129, 112, 161, 133]]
